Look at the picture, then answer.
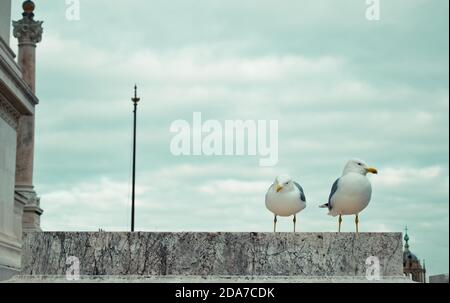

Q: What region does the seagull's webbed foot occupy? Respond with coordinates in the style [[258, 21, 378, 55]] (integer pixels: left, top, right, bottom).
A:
[[338, 215, 343, 233], [293, 215, 297, 233], [273, 215, 278, 233]]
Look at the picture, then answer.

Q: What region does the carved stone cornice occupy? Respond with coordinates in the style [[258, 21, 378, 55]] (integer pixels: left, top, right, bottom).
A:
[[0, 95, 20, 130], [0, 50, 39, 111]]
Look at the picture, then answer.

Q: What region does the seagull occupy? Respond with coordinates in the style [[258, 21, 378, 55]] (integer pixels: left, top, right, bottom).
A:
[[320, 159, 378, 233], [265, 175, 307, 233]]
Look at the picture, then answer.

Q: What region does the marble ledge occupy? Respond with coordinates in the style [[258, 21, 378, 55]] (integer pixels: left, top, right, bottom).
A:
[[20, 232, 404, 278]]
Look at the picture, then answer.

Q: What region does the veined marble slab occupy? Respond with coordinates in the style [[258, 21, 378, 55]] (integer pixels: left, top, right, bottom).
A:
[[20, 232, 404, 277], [6, 275, 413, 283]]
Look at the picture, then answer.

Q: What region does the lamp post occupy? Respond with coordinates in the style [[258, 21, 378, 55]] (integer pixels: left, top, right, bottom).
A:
[[131, 85, 140, 232]]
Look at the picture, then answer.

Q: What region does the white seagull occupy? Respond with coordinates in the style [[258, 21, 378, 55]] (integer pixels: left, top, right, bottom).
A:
[[265, 175, 307, 233], [320, 159, 378, 233]]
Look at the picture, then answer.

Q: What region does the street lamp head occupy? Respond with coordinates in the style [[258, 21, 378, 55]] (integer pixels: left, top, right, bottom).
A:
[[132, 85, 140, 104]]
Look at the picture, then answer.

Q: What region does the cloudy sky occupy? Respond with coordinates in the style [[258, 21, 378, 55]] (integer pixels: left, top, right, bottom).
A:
[[10, 0, 448, 275]]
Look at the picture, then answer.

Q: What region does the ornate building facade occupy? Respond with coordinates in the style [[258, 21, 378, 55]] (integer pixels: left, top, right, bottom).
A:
[[0, 0, 43, 280], [403, 228, 427, 283]]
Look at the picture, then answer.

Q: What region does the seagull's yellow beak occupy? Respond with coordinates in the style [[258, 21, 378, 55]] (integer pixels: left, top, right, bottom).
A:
[[367, 167, 378, 174], [276, 185, 284, 193]]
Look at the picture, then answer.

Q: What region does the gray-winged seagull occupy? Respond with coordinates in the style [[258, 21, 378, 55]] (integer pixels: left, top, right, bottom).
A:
[[320, 159, 378, 233], [265, 175, 307, 233]]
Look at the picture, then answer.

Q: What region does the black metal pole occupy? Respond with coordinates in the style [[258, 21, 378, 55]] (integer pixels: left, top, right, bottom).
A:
[[131, 85, 140, 232]]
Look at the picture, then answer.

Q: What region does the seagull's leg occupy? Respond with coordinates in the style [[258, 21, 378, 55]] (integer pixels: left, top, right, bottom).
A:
[[355, 214, 360, 234], [273, 215, 278, 233], [338, 215, 343, 233], [293, 215, 297, 233]]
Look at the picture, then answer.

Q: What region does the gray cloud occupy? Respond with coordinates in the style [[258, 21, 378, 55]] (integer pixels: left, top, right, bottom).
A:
[[10, 0, 449, 276]]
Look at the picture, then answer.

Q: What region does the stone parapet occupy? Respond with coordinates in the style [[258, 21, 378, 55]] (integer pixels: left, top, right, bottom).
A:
[[20, 232, 404, 278]]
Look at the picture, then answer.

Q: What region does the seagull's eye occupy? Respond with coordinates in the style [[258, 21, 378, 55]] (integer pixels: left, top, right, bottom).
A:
[[284, 182, 289, 186]]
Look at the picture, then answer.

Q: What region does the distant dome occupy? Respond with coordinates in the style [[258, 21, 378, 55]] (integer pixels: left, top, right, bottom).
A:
[[403, 227, 422, 268], [403, 227, 426, 283], [404, 250, 419, 262]]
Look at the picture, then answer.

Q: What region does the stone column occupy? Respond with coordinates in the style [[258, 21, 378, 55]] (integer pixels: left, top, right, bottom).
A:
[[12, 1, 43, 232]]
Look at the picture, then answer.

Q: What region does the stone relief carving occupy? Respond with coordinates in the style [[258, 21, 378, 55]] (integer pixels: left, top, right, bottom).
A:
[[0, 96, 20, 129]]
